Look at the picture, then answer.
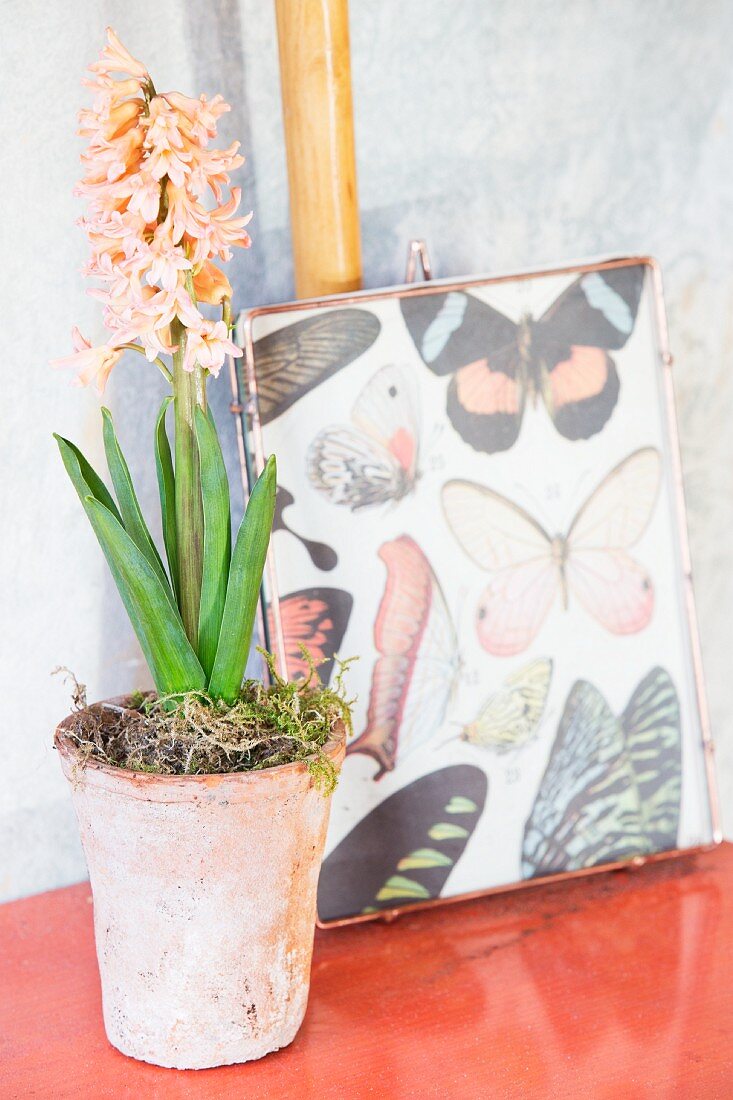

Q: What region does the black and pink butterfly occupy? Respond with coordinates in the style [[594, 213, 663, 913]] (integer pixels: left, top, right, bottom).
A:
[[400, 264, 645, 454]]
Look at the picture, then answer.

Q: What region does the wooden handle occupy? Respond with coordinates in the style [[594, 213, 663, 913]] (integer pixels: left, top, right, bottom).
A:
[[275, 0, 362, 299]]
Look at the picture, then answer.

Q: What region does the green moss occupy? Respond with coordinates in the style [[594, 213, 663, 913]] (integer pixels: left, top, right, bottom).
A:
[[64, 648, 356, 792]]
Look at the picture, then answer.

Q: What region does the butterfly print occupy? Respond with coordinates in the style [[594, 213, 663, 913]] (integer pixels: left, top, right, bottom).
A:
[[348, 535, 460, 778], [459, 658, 553, 753], [273, 485, 337, 571], [442, 447, 661, 656], [318, 765, 487, 922], [268, 587, 353, 684], [307, 364, 420, 509], [251, 308, 381, 425], [522, 667, 681, 878], [400, 264, 645, 453]]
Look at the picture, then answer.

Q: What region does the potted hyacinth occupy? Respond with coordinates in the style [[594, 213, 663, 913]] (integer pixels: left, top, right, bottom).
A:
[[51, 29, 349, 1070]]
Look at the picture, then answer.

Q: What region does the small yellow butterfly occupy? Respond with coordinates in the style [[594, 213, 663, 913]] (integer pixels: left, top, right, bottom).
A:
[[460, 658, 553, 753]]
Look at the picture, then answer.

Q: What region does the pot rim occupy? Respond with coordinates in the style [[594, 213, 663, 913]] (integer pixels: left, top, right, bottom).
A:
[[55, 695, 346, 803]]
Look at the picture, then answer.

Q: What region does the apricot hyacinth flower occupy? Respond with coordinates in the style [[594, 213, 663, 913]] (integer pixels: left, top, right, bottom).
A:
[[182, 320, 240, 377], [51, 26, 250, 392], [53, 327, 124, 395], [53, 30, 276, 681]]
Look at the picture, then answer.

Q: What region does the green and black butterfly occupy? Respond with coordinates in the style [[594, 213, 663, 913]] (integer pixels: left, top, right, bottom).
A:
[[522, 667, 681, 879], [318, 765, 487, 922]]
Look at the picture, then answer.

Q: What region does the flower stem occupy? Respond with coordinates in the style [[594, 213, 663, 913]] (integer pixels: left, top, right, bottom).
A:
[[172, 317, 206, 646], [117, 342, 172, 384]]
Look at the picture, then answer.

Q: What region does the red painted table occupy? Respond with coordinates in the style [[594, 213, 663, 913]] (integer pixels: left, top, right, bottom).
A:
[[2, 844, 732, 1098]]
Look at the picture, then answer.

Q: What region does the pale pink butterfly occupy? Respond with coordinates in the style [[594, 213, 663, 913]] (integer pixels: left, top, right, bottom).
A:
[[441, 448, 661, 656]]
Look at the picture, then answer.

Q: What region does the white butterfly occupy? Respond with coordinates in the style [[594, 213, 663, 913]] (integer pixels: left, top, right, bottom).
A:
[[460, 658, 553, 753], [307, 364, 420, 509], [442, 448, 661, 656]]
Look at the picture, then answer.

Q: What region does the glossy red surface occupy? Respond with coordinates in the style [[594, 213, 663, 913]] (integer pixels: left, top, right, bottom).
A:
[[2, 844, 732, 1097]]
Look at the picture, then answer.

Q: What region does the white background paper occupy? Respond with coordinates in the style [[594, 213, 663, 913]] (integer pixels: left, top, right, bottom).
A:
[[253, 265, 715, 905]]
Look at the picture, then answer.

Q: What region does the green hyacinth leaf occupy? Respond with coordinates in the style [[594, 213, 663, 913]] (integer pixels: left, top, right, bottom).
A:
[[83, 498, 206, 695], [54, 435, 122, 524], [195, 406, 232, 678], [207, 455, 276, 702], [55, 435, 204, 695], [101, 407, 173, 604], [154, 397, 179, 603]]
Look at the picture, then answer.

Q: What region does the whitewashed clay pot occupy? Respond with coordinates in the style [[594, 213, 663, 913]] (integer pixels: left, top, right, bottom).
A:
[[55, 699, 345, 1070]]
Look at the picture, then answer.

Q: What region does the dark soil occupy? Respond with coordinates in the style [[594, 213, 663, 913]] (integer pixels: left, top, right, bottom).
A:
[[57, 657, 353, 791]]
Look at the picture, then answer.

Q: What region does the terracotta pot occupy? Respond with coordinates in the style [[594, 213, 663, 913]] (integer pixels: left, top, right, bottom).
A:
[[55, 699, 345, 1070]]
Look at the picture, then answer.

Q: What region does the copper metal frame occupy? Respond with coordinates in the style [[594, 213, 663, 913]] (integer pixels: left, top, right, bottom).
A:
[[228, 249, 722, 929]]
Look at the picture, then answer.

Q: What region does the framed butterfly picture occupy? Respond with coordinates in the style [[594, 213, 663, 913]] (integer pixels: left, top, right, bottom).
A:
[[231, 255, 720, 927]]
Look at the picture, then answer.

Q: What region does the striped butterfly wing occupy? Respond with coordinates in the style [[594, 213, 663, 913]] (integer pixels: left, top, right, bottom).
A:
[[317, 765, 487, 921], [307, 428, 411, 510], [348, 536, 459, 778], [522, 668, 682, 878], [522, 680, 644, 877], [621, 667, 681, 852], [268, 587, 353, 684], [461, 658, 553, 752], [251, 309, 381, 425]]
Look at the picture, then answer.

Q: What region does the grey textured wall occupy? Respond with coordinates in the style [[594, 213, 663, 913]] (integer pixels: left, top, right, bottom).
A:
[[2, 0, 732, 900]]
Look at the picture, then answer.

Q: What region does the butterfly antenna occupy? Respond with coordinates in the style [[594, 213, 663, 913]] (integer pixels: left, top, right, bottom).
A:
[[426, 420, 443, 456], [435, 729, 463, 750], [566, 468, 593, 529], [512, 480, 555, 532], [571, 468, 591, 496], [454, 588, 470, 668]]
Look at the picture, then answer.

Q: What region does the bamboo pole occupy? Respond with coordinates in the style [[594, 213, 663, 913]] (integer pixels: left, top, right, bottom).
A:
[[275, 0, 362, 298]]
